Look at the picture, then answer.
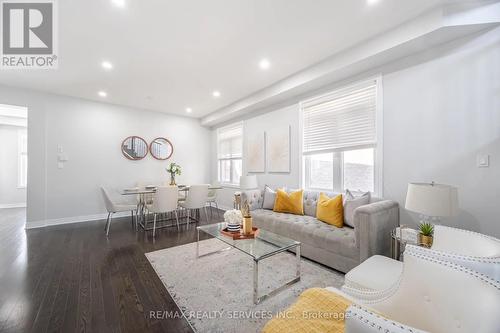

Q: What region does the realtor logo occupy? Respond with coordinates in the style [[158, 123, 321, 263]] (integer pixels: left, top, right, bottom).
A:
[[1, 0, 58, 69]]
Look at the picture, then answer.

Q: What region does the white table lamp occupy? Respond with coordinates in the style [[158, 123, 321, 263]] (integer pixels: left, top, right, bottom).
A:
[[405, 182, 459, 220], [239, 175, 258, 190]]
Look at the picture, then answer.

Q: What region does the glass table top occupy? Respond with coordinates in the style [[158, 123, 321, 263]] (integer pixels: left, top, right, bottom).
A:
[[197, 222, 300, 261], [391, 227, 419, 244]]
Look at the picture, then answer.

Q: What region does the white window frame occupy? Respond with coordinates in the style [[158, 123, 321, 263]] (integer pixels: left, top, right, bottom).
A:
[[17, 129, 28, 188], [217, 122, 243, 187], [300, 76, 383, 196], [217, 159, 242, 186]]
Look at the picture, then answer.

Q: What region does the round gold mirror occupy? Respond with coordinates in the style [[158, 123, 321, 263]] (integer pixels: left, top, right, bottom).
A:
[[149, 137, 174, 160], [121, 136, 148, 160]]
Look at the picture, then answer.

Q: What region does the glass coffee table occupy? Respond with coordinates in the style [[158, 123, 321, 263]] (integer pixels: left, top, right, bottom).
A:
[[197, 222, 301, 304]]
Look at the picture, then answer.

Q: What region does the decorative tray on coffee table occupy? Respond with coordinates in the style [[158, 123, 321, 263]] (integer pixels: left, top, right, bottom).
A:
[[221, 227, 259, 240]]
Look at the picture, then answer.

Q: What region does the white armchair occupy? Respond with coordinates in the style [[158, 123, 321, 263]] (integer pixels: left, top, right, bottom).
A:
[[429, 225, 500, 279], [343, 225, 500, 295], [345, 304, 428, 333], [338, 248, 500, 333]]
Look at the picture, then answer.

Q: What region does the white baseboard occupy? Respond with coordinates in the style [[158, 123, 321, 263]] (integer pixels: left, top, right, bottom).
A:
[[0, 203, 26, 209], [26, 211, 131, 229], [26, 206, 229, 230]]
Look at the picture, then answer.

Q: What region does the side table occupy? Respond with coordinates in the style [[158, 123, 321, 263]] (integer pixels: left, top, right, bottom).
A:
[[391, 226, 419, 261]]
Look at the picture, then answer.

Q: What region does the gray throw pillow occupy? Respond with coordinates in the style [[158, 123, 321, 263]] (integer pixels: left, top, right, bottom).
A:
[[262, 186, 277, 210], [343, 190, 371, 228]]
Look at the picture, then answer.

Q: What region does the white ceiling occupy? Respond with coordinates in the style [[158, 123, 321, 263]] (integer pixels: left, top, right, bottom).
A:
[[0, 0, 447, 118]]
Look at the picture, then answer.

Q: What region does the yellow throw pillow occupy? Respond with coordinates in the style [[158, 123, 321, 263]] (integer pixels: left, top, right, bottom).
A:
[[316, 193, 344, 227], [273, 189, 304, 215]]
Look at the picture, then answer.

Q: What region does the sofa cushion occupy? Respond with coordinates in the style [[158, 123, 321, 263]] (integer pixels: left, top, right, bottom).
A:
[[343, 190, 370, 228], [303, 190, 340, 217], [252, 209, 358, 260], [273, 189, 304, 215], [262, 186, 277, 209], [316, 193, 344, 227]]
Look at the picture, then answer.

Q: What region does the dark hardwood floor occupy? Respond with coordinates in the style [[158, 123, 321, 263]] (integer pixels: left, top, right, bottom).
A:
[[0, 208, 222, 333]]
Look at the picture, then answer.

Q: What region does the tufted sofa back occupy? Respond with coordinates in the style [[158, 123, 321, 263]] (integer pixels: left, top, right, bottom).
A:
[[302, 190, 381, 217], [241, 189, 264, 211], [241, 188, 382, 217]]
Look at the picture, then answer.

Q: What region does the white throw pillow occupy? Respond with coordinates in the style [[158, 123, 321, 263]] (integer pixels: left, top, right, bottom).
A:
[[343, 190, 371, 228], [262, 185, 277, 210]]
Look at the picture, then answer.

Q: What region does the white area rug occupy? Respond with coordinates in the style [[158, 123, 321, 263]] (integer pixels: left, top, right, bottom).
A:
[[146, 239, 344, 333]]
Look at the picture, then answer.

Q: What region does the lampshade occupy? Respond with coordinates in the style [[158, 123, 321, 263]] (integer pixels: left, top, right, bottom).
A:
[[405, 182, 458, 217], [239, 175, 258, 190]]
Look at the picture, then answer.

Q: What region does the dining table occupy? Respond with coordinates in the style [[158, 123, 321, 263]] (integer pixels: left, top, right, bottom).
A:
[[121, 185, 223, 232]]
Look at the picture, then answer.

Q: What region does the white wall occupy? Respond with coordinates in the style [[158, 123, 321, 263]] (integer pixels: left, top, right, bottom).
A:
[[383, 26, 500, 238], [211, 27, 500, 238], [244, 105, 301, 188], [0, 125, 27, 207], [0, 85, 211, 228], [211, 105, 300, 209]]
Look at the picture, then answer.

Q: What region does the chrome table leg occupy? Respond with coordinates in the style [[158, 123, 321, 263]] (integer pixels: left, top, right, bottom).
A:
[[253, 259, 259, 305], [296, 245, 301, 279], [196, 227, 200, 258], [253, 243, 301, 304]]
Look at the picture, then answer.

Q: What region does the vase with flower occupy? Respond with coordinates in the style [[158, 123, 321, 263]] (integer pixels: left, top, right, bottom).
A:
[[166, 162, 182, 185]]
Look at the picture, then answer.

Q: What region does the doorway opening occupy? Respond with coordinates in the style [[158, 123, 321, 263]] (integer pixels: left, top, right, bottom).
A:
[[0, 104, 28, 229]]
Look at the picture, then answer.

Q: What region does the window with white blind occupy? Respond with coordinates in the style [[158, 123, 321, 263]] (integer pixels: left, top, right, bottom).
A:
[[301, 78, 382, 194], [217, 122, 243, 185]]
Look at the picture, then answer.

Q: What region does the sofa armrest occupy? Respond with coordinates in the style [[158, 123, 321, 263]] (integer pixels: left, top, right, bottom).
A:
[[353, 200, 399, 262], [345, 304, 429, 333], [240, 189, 264, 211]]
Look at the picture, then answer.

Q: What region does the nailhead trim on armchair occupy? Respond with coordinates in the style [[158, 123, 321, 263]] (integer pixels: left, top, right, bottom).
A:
[[346, 304, 427, 333]]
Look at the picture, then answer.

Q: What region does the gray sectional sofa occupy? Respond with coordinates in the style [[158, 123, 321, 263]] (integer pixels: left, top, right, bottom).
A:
[[241, 190, 399, 273]]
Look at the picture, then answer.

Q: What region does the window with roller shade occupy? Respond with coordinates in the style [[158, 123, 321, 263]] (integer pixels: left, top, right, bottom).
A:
[[301, 78, 381, 194], [217, 122, 243, 185]]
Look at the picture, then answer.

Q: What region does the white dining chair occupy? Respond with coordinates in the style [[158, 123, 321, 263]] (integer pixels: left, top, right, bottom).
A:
[[178, 190, 187, 203], [101, 187, 137, 236], [146, 186, 180, 237], [206, 188, 221, 219], [179, 184, 209, 225], [137, 182, 154, 205], [162, 181, 186, 202]]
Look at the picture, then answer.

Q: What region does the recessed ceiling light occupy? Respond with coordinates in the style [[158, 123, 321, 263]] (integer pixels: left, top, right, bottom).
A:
[[367, 0, 379, 5], [111, 0, 125, 8], [212, 91, 221, 98], [98, 91, 107, 97], [185, 107, 192, 113], [259, 58, 271, 70], [101, 61, 113, 70]]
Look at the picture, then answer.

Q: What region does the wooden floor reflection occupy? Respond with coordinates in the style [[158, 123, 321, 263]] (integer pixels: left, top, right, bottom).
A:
[[0, 207, 221, 333]]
